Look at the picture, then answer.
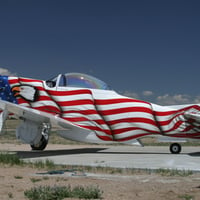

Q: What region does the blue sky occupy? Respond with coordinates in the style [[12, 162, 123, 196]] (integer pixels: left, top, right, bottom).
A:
[[0, 0, 200, 105]]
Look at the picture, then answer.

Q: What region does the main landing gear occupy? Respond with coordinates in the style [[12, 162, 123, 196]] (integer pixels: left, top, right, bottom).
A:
[[31, 134, 49, 150], [30, 123, 50, 151], [169, 143, 182, 154]]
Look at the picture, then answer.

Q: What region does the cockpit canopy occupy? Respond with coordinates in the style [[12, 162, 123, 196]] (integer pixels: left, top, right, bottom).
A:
[[46, 73, 111, 90]]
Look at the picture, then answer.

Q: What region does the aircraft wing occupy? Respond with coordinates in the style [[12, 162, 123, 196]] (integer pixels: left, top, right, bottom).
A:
[[0, 100, 89, 136], [0, 100, 145, 146]]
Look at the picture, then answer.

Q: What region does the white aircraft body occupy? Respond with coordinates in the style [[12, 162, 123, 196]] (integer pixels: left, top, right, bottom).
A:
[[0, 73, 199, 154]]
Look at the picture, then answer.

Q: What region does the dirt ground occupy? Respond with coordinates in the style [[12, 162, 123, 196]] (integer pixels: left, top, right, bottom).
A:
[[1, 165, 200, 200], [0, 144, 200, 200]]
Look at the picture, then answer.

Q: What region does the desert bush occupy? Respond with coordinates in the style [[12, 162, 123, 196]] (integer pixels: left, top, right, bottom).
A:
[[0, 152, 24, 166], [24, 184, 103, 200]]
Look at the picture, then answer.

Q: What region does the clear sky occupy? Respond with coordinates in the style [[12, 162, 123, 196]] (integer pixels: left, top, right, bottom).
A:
[[0, 0, 200, 105]]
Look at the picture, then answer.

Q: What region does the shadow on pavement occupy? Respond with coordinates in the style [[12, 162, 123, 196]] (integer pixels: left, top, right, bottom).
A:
[[15, 148, 107, 159], [188, 152, 200, 157], [13, 147, 185, 159]]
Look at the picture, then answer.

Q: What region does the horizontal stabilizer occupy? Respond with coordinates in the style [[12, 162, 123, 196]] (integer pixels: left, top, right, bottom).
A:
[[157, 136, 187, 143]]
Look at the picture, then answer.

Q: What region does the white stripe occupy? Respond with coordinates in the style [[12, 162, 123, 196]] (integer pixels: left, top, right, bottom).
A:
[[39, 91, 51, 96], [113, 129, 150, 140], [72, 121, 110, 131], [61, 104, 96, 111], [154, 115, 175, 122], [19, 81, 43, 87], [110, 122, 159, 132], [62, 113, 105, 121], [102, 112, 154, 121], [71, 120, 111, 133], [159, 115, 185, 132], [97, 102, 151, 111], [18, 102, 30, 107], [50, 94, 93, 102], [92, 90, 128, 99], [31, 100, 59, 108]]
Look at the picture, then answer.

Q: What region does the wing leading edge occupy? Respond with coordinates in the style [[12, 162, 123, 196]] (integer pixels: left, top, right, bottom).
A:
[[0, 100, 94, 145]]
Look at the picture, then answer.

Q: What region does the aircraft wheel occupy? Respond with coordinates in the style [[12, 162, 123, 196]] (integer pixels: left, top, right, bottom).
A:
[[31, 135, 48, 151], [170, 143, 182, 154]]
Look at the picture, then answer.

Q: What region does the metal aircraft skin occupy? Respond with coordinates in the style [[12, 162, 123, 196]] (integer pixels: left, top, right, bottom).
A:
[[0, 73, 199, 153]]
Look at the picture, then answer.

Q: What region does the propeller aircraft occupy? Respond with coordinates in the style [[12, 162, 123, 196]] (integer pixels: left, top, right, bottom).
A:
[[0, 73, 199, 154]]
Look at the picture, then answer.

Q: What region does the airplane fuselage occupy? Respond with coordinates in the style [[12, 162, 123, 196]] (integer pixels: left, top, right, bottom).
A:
[[0, 73, 199, 153]]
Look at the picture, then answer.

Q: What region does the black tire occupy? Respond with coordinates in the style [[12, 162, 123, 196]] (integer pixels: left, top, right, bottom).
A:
[[170, 143, 182, 154], [31, 135, 48, 151]]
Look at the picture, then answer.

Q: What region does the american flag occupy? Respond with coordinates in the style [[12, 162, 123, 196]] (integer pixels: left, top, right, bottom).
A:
[[6, 76, 200, 141], [0, 76, 18, 103]]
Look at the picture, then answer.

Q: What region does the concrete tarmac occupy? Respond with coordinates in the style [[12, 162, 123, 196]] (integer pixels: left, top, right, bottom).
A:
[[13, 144, 200, 172]]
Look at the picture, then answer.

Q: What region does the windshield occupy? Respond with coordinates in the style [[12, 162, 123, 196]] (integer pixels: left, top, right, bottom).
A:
[[46, 73, 111, 90]]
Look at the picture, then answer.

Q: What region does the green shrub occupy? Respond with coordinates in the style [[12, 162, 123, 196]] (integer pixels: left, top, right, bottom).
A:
[[156, 168, 193, 176], [0, 152, 24, 166], [24, 184, 103, 200], [32, 159, 56, 169]]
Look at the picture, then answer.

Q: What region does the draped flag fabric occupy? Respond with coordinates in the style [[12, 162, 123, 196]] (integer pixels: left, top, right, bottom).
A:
[[3, 75, 200, 142]]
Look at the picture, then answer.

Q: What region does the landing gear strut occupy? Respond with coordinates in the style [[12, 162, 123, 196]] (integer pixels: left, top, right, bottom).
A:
[[170, 143, 182, 154]]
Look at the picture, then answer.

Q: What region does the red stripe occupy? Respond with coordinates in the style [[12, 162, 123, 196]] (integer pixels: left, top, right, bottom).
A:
[[157, 113, 182, 126], [19, 78, 43, 83], [48, 89, 92, 96], [154, 110, 178, 116], [17, 98, 29, 104], [9, 79, 19, 85], [182, 125, 195, 132], [154, 105, 200, 117], [58, 99, 94, 106], [108, 117, 158, 126], [163, 120, 184, 133], [63, 110, 98, 115], [34, 86, 46, 91], [35, 107, 60, 115], [63, 117, 106, 125], [95, 98, 150, 105], [112, 127, 160, 135], [99, 107, 153, 116], [96, 135, 113, 141], [77, 125, 112, 135], [33, 106, 61, 114], [179, 105, 200, 112], [37, 95, 55, 101]]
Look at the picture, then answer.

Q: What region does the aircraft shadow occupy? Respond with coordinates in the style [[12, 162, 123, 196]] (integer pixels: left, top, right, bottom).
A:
[[16, 148, 108, 159], [188, 152, 200, 157], [99, 151, 197, 156], [14, 148, 181, 159]]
